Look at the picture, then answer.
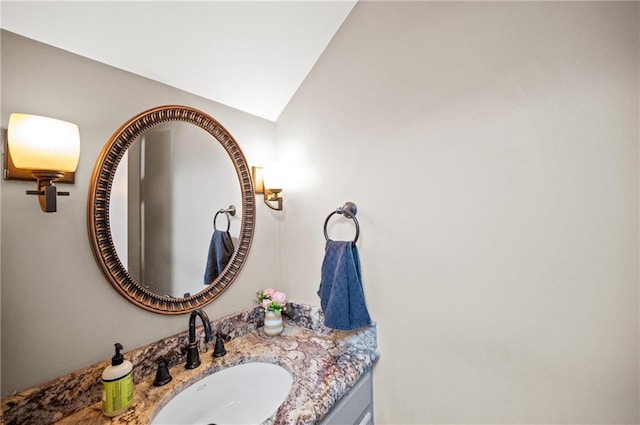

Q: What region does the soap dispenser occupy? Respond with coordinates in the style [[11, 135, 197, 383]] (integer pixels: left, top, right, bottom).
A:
[[102, 343, 134, 417]]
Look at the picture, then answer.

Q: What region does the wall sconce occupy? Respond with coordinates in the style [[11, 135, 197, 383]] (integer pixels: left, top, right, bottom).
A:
[[252, 166, 283, 211], [4, 113, 81, 212]]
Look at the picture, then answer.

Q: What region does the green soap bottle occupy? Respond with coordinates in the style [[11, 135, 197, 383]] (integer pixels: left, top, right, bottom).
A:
[[101, 343, 134, 417]]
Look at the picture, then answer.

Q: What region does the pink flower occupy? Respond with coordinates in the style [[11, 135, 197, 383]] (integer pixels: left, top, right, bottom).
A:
[[255, 288, 287, 313], [272, 291, 287, 305], [263, 288, 275, 297]]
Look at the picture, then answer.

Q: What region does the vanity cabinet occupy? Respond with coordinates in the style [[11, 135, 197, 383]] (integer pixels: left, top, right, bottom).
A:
[[2, 304, 378, 425], [319, 371, 373, 425]]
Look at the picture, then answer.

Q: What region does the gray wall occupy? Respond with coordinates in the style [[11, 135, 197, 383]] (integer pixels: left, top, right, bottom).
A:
[[0, 30, 279, 395], [276, 2, 639, 423]]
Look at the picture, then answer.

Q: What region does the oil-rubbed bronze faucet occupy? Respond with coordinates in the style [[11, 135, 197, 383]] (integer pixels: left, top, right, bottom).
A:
[[184, 309, 212, 369]]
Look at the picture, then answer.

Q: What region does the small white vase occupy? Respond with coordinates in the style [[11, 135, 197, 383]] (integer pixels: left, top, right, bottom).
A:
[[263, 310, 283, 336]]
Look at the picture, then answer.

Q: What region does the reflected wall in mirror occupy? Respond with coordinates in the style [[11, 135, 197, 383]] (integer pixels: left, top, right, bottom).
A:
[[111, 121, 241, 298], [88, 105, 255, 314]]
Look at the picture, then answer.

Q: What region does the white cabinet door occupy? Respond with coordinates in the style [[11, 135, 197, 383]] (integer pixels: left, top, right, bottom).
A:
[[319, 371, 373, 425]]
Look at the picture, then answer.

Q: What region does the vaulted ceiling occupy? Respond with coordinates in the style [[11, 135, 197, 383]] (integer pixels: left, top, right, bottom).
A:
[[1, 1, 357, 121]]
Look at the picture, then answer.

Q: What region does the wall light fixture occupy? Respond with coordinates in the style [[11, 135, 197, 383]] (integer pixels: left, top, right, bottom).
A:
[[252, 165, 283, 211], [4, 113, 81, 212]]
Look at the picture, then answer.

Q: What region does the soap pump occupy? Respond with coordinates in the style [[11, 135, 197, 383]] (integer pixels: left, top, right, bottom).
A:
[[101, 343, 134, 417]]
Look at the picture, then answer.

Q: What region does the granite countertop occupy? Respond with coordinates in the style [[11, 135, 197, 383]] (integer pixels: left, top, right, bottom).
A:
[[1, 304, 378, 425]]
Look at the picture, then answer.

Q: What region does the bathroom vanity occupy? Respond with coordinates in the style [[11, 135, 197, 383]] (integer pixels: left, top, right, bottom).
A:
[[1, 304, 378, 425]]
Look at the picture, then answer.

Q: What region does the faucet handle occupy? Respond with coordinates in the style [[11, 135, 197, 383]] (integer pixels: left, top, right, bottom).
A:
[[153, 358, 172, 386], [213, 334, 228, 358]]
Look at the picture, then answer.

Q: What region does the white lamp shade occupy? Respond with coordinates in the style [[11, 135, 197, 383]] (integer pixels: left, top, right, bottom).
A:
[[8, 113, 81, 172], [262, 164, 284, 191]]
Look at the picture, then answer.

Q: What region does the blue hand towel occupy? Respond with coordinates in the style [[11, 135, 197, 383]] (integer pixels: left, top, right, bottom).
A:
[[204, 230, 234, 284], [317, 240, 371, 330]]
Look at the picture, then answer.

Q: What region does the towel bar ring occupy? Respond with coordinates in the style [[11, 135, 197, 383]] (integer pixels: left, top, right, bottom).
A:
[[213, 205, 236, 232], [324, 201, 359, 243]]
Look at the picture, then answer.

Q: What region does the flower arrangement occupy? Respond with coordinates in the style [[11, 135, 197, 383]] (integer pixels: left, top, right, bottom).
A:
[[255, 288, 287, 314]]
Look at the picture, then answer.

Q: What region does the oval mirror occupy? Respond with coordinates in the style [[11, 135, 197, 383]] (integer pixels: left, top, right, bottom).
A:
[[87, 105, 255, 314]]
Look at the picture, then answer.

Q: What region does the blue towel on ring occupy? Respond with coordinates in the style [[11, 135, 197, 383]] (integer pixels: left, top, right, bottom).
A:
[[317, 240, 371, 330], [204, 230, 234, 284]]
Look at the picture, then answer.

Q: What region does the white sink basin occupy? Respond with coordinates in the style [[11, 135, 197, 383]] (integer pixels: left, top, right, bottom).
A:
[[151, 362, 293, 425]]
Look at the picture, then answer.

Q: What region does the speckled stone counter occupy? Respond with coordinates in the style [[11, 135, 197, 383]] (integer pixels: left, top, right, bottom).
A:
[[1, 304, 378, 425]]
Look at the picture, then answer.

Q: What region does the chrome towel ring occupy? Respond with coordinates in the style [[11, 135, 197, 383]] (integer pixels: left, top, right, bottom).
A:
[[213, 205, 236, 232], [324, 201, 359, 243]]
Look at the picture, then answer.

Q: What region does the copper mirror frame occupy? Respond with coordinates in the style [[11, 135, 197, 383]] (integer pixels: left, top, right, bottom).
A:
[[87, 105, 255, 314]]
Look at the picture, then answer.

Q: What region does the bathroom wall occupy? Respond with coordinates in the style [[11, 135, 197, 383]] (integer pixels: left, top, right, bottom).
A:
[[0, 30, 279, 395], [276, 2, 639, 424]]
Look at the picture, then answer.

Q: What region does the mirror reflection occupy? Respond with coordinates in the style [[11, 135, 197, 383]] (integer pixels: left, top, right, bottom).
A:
[[88, 105, 255, 315], [110, 121, 241, 298]]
